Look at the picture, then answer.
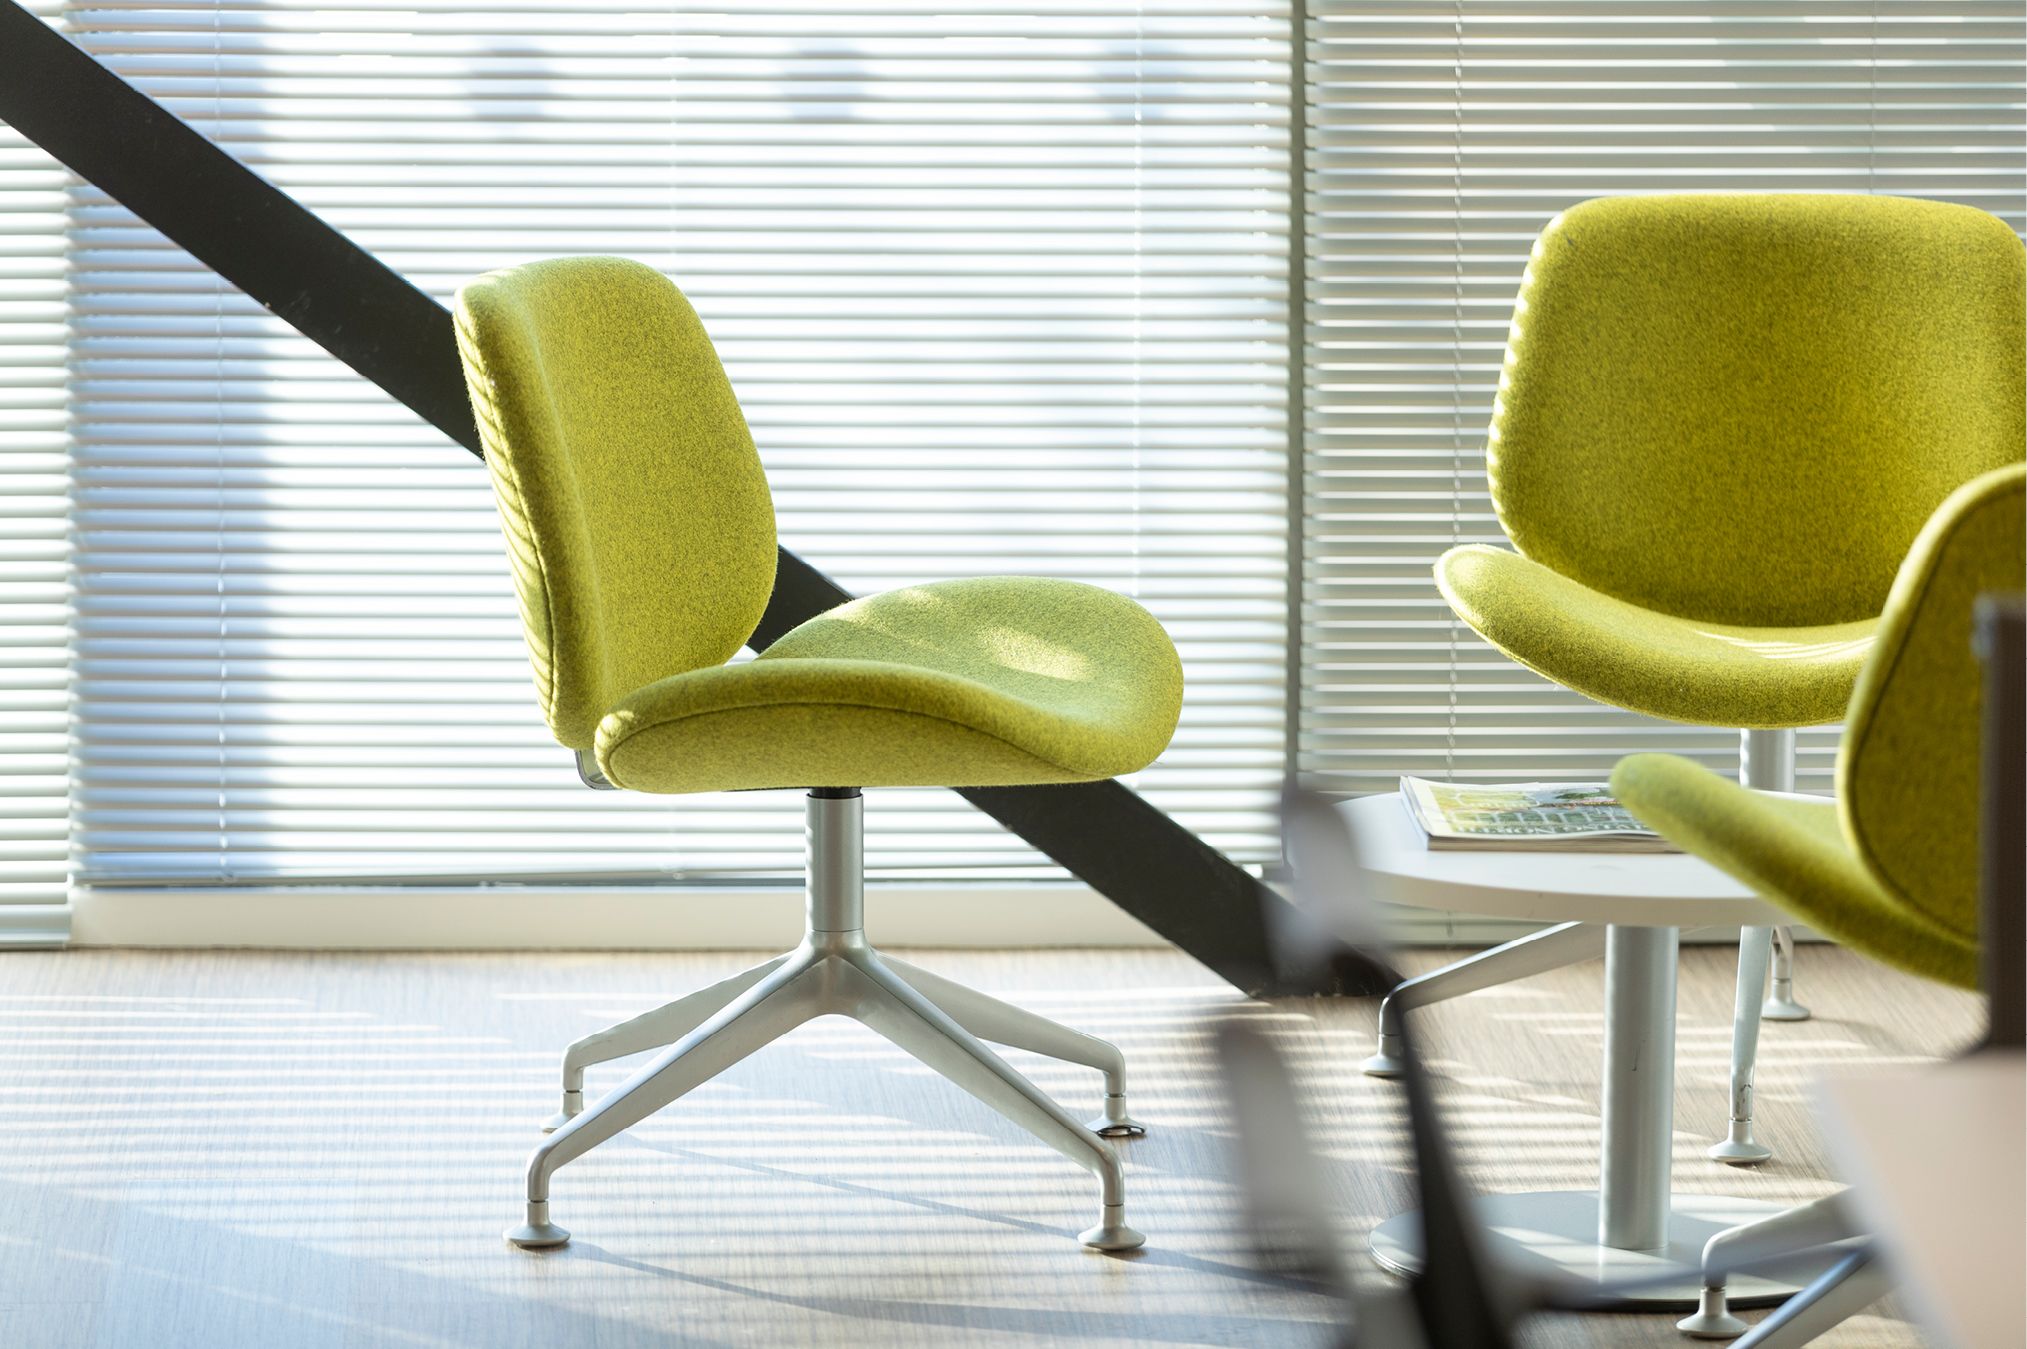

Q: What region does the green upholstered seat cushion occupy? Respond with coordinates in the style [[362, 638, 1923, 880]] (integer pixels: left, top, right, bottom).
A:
[[596, 576, 1185, 794], [1611, 754, 1978, 989], [1436, 543, 1874, 728]]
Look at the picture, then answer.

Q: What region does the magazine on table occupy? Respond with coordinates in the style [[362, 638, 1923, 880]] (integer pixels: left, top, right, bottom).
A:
[[1398, 776, 1679, 853]]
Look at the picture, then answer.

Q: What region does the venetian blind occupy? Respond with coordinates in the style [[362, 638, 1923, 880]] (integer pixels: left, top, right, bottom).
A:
[[1300, 0, 2027, 798], [0, 0, 73, 941], [64, 0, 1294, 884]]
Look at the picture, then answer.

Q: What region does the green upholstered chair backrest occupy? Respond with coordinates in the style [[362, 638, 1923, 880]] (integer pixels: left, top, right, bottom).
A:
[[1839, 463, 2026, 946], [453, 257, 778, 750], [1491, 194, 2025, 627]]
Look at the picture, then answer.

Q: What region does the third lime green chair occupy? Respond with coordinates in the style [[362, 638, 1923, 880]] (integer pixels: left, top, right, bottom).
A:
[[454, 256, 1183, 1254], [1612, 461, 2025, 1348], [1616, 463, 2024, 996], [1394, 194, 2025, 1166]]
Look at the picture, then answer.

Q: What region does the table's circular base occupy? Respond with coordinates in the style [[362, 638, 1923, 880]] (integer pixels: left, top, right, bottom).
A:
[[1370, 1191, 1834, 1311]]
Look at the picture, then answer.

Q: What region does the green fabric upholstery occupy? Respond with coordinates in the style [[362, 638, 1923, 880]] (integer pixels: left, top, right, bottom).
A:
[[1436, 545, 1874, 728], [1487, 194, 2024, 626], [454, 257, 778, 750], [1839, 464, 2027, 944], [1615, 465, 2027, 989], [1609, 760, 1978, 987], [1440, 193, 2025, 728], [454, 258, 1184, 794], [600, 576, 1184, 793]]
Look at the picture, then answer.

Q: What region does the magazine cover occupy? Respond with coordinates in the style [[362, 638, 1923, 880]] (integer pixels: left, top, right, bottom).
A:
[[1398, 777, 1676, 852]]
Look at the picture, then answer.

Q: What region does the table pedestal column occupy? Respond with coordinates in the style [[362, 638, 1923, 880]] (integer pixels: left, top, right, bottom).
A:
[[1600, 924, 1677, 1250]]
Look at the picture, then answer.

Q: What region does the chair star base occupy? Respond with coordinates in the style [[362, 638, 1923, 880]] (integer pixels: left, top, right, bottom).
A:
[[509, 788, 1144, 1254], [1369, 1191, 1831, 1310]]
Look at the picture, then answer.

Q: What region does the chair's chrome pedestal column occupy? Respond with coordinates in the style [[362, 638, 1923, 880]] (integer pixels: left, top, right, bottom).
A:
[[508, 788, 1144, 1254], [1369, 922, 1832, 1309]]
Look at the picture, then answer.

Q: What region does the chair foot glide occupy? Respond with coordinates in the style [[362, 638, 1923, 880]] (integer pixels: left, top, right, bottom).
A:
[[539, 1088, 583, 1135], [1089, 1094, 1146, 1139], [504, 1201, 571, 1250], [1707, 1107, 1773, 1166], [1677, 1285, 1748, 1339], [1079, 1205, 1146, 1252]]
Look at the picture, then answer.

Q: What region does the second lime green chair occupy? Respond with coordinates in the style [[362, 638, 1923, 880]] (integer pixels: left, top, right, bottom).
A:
[[454, 256, 1184, 1254], [1382, 194, 2025, 1166]]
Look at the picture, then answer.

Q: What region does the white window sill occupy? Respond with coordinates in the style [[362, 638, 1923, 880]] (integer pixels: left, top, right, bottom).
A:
[[67, 882, 1165, 950]]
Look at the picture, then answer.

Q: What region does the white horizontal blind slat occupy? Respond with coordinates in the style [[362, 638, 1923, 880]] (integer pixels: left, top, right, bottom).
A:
[[67, 0, 1293, 885], [1299, 0, 2027, 802], [0, 0, 75, 941]]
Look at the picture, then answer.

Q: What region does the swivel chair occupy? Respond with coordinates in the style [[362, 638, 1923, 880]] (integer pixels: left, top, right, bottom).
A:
[[1612, 461, 2026, 1347], [453, 256, 1185, 1253], [1373, 194, 2026, 1166]]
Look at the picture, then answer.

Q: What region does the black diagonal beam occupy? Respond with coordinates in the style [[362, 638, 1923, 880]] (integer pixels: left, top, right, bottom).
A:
[[1, 3, 1392, 996]]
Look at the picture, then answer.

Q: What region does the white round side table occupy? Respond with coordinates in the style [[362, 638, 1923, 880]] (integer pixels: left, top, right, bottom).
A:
[[1334, 793, 1830, 1309]]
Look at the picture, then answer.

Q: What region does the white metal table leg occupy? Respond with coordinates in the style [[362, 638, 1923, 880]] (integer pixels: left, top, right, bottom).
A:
[[1600, 924, 1678, 1250]]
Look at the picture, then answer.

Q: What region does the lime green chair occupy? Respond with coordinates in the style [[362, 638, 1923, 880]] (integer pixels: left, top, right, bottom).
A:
[[1616, 463, 2025, 991], [1612, 462, 2025, 1347], [454, 256, 1184, 1254], [1410, 193, 2025, 1164]]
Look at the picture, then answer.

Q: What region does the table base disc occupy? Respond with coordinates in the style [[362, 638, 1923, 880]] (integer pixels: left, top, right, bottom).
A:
[[1369, 1191, 1839, 1311]]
